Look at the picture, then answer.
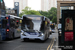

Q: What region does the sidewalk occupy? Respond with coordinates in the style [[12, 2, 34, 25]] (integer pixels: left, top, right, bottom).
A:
[[52, 27, 61, 50]]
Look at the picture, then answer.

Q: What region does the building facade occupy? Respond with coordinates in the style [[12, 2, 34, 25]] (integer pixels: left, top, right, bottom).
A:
[[41, 0, 57, 11], [13, 0, 28, 13]]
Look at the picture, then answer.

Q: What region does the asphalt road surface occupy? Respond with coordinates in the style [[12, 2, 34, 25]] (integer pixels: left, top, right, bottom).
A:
[[0, 29, 59, 50]]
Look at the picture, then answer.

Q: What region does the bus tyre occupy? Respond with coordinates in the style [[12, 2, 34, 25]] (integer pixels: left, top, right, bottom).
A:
[[41, 40, 45, 43], [23, 38, 29, 42]]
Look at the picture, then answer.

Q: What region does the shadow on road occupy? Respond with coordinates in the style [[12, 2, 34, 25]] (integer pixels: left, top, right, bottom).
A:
[[21, 38, 52, 43], [1, 37, 20, 41]]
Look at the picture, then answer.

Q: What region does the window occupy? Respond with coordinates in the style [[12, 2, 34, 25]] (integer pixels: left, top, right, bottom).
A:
[[2, 19, 7, 28]]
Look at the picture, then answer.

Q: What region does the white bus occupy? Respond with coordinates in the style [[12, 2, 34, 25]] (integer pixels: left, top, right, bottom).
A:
[[21, 15, 50, 41]]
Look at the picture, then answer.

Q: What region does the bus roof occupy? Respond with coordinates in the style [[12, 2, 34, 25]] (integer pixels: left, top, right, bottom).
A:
[[23, 15, 43, 17], [6, 15, 22, 20], [22, 15, 47, 20]]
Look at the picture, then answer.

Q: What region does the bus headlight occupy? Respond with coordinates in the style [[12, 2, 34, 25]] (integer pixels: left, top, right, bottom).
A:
[[38, 33, 44, 37], [21, 32, 26, 36], [41, 33, 44, 35], [59, 31, 61, 34]]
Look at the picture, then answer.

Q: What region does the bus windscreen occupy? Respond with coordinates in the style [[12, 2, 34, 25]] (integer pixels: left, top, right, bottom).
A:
[[22, 17, 42, 31], [27, 17, 41, 20]]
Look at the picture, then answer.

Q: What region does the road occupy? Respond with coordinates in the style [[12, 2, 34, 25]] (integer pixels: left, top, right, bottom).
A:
[[0, 28, 61, 50]]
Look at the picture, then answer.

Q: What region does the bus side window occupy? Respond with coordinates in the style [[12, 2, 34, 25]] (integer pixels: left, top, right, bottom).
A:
[[2, 19, 7, 28], [10, 23, 15, 28], [15, 20, 19, 28], [40, 21, 45, 32]]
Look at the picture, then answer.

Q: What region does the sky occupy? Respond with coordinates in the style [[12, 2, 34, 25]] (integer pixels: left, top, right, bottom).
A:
[[4, 0, 41, 10]]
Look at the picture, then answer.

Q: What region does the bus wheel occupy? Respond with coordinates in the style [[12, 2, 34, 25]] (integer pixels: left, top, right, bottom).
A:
[[23, 38, 29, 42]]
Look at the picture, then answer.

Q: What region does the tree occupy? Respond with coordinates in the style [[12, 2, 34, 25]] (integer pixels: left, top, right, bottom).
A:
[[52, 16, 57, 24], [48, 7, 57, 20], [19, 6, 41, 17], [39, 7, 57, 23], [19, 12, 24, 17], [39, 11, 49, 18], [25, 10, 41, 15]]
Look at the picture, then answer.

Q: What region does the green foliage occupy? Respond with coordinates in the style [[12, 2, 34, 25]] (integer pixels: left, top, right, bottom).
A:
[[19, 6, 41, 17], [52, 16, 57, 24], [48, 7, 57, 20], [25, 10, 41, 15], [39, 7, 57, 23], [39, 11, 49, 18], [19, 12, 24, 17], [19, 7, 57, 24]]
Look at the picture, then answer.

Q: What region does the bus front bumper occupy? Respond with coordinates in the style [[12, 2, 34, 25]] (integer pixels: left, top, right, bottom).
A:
[[21, 34, 45, 41]]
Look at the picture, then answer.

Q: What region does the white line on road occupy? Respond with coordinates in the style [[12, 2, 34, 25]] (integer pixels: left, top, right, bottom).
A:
[[13, 45, 22, 50]]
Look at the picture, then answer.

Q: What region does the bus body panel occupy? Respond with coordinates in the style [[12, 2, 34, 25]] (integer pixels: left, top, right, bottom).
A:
[[0, 16, 7, 40], [21, 31, 45, 40]]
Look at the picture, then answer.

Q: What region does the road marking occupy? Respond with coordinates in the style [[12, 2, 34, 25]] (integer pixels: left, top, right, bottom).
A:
[[13, 45, 22, 50], [47, 37, 55, 50], [50, 37, 55, 50], [47, 38, 53, 50]]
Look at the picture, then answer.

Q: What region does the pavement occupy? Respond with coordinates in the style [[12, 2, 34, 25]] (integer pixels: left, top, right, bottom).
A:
[[0, 27, 61, 50]]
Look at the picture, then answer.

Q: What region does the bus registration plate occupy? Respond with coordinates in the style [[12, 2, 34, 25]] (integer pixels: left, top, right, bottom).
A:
[[30, 33, 36, 35]]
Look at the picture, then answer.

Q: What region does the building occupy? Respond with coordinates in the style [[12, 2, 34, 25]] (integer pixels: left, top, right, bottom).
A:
[[0, 0, 5, 10], [41, 0, 57, 11], [13, 0, 28, 13], [57, 0, 75, 24], [0, 0, 6, 16]]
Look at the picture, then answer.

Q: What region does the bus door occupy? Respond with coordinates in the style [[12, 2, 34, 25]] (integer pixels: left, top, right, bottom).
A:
[[5, 16, 11, 39], [14, 19, 21, 37], [61, 10, 75, 49]]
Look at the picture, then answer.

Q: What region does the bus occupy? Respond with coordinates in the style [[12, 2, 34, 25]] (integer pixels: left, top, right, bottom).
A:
[[21, 15, 50, 41], [0, 0, 6, 41], [0, 15, 22, 40]]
